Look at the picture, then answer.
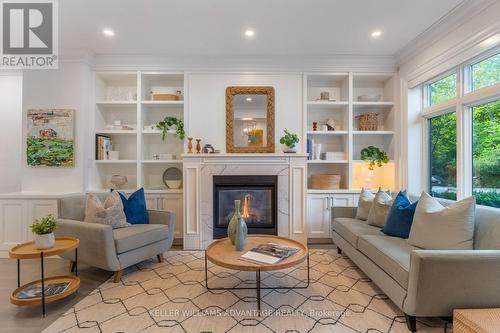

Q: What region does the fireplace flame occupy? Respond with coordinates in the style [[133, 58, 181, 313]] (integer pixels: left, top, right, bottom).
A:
[[241, 194, 252, 218]]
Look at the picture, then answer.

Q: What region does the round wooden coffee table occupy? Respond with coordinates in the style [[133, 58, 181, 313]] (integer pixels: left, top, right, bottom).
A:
[[9, 237, 80, 317], [205, 235, 309, 313]]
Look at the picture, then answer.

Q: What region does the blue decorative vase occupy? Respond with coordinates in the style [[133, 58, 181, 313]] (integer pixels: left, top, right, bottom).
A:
[[234, 214, 247, 251]]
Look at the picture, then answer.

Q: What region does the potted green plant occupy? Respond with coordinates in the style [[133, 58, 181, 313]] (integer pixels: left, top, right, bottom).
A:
[[360, 146, 389, 170], [30, 214, 58, 249], [155, 116, 185, 141], [280, 128, 300, 153]]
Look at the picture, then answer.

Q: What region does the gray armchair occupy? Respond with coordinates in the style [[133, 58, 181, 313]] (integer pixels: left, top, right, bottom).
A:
[[55, 194, 175, 282]]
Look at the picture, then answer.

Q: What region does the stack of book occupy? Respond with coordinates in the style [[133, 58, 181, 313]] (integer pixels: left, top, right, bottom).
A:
[[240, 243, 299, 265], [16, 282, 69, 299], [95, 134, 112, 160]]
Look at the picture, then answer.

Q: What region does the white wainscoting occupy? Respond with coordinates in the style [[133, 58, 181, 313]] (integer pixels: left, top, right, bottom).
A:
[[0, 199, 58, 258]]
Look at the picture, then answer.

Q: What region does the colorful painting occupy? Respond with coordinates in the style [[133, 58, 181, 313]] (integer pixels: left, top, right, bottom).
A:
[[27, 109, 75, 167]]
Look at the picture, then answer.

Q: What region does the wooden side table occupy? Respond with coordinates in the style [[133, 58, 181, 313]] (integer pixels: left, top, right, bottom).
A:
[[9, 237, 80, 317], [454, 308, 500, 333]]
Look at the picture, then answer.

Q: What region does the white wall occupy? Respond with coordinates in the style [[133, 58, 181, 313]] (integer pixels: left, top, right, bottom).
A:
[[187, 73, 303, 152], [0, 74, 23, 193], [22, 62, 91, 192]]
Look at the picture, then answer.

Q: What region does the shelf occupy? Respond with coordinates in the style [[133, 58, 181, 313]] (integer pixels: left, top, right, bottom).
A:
[[307, 101, 348, 106], [144, 189, 183, 194], [307, 160, 348, 164], [353, 101, 394, 107], [352, 159, 394, 163], [307, 189, 360, 194], [95, 160, 137, 164], [95, 130, 137, 135], [142, 100, 184, 105], [142, 160, 182, 164], [11, 275, 80, 307], [96, 101, 137, 105], [307, 131, 348, 135], [352, 131, 394, 135]]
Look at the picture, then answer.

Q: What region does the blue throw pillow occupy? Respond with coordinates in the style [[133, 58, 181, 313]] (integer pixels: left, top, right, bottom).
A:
[[382, 191, 417, 238], [116, 188, 149, 224]]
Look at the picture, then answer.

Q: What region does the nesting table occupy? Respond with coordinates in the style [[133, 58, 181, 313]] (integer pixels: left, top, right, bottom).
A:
[[204, 235, 309, 313], [9, 237, 80, 317]]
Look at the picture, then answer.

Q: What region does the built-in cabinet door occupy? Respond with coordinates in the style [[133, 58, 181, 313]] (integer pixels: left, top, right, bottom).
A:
[[144, 195, 158, 210], [159, 195, 183, 240], [331, 194, 353, 207], [306, 194, 332, 238]]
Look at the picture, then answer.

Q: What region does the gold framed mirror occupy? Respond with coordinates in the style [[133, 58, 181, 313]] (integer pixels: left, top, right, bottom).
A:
[[226, 86, 275, 153]]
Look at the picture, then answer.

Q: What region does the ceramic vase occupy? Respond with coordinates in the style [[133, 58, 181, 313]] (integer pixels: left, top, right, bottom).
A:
[[34, 232, 55, 250], [227, 200, 247, 245], [234, 214, 247, 251], [282, 144, 298, 153]]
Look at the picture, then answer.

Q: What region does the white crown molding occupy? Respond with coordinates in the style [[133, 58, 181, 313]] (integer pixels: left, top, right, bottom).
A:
[[85, 54, 396, 73], [395, 0, 496, 64]]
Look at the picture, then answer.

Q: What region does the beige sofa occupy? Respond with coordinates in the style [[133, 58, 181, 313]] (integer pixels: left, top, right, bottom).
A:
[[54, 194, 176, 282], [332, 195, 500, 332]]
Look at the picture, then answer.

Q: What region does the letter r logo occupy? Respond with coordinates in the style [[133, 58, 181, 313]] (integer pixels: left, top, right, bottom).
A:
[[2, 2, 53, 54]]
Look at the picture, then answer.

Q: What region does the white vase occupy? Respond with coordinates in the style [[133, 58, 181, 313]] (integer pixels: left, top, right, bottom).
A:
[[34, 233, 55, 250], [282, 144, 298, 153]]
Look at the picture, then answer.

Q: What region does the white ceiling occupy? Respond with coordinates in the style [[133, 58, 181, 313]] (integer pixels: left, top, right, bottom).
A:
[[60, 0, 463, 56]]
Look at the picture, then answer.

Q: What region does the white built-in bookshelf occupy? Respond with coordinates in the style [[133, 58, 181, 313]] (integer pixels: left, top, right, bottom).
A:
[[304, 72, 398, 193], [89, 72, 186, 194]]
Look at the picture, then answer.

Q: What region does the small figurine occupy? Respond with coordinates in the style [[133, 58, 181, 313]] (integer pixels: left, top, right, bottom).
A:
[[326, 118, 336, 131], [196, 139, 202, 154], [202, 144, 215, 154], [187, 137, 193, 153], [312, 122, 318, 131]]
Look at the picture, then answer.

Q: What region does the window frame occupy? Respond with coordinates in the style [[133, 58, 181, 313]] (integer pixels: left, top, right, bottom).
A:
[[421, 46, 500, 204]]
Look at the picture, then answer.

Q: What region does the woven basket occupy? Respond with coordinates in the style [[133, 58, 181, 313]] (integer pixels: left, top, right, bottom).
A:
[[356, 112, 378, 131], [311, 174, 341, 189]]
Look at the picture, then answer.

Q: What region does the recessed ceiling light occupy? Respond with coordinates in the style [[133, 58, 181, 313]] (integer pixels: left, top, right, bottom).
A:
[[371, 30, 382, 38], [103, 29, 115, 37], [244, 29, 255, 38], [246, 97, 252, 102]]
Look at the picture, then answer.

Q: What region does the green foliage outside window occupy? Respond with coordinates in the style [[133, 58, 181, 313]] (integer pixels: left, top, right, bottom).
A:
[[429, 54, 499, 208], [472, 53, 500, 91], [429, 73, 456, 105]]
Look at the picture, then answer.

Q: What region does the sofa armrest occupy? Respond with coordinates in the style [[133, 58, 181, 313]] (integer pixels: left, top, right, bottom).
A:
[[404, 249, 500, 316], [148, 209, 176, 248], [331, 207, 357, 219], [54, 219, 121, 271]]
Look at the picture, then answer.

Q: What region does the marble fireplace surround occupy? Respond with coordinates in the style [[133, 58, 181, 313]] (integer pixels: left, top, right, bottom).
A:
[[182, 154, 307, 250]]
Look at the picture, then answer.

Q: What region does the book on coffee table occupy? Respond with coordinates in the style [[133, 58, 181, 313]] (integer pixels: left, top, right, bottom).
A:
[[16, 282, 70, 299], [240, 243, 299, 265]]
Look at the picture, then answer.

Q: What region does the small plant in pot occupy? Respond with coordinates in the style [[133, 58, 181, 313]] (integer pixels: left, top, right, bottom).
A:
[[30, 214, 57, 250], [360, 146, 389, 170], [155, 116, 185, 141], [280, 128, 299, 153]]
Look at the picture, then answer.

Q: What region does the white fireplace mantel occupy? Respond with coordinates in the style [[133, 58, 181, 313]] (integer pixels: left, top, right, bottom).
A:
[[182, 153, 307, 249]]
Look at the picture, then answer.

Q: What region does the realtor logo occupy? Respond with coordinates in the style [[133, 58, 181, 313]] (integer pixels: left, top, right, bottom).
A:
[[1, 0, 58, 68]]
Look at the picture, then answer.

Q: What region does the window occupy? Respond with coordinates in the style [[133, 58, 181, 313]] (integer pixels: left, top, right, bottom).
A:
[[472, 100, 500, 208], [429, 112, 457, 200], [429, 73, 456, 105], [471, 53, 500, 91]]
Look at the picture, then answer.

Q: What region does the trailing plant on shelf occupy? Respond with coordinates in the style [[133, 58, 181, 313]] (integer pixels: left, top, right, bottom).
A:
[[30, 214, 58, 249], [155, 116, 185, 141], [279, 128, 300, 153], [360, 146, 389, 170]]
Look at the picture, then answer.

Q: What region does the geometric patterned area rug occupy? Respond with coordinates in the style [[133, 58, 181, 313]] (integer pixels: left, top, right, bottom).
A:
[[44, 250, 451, 333]]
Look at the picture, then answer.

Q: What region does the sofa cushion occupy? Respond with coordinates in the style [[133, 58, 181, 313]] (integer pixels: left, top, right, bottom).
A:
[[367, 189, 393, 228], [84, 192, 129, 229], [382, 191, 418, 238], [333, 217, 382, 248], [113, 224, 169, 254], [358, 235, 417, 289], [408, 192, 476, 250], [117, 188, 149, 225], [355, 189, 375, 221]]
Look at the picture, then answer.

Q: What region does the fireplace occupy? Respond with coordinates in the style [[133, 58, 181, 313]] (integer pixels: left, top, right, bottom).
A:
[[213, 175, 277, 239]]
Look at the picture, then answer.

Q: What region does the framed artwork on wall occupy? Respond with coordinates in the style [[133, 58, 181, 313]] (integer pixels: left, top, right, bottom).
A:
[[26, 109, 75, 167]]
